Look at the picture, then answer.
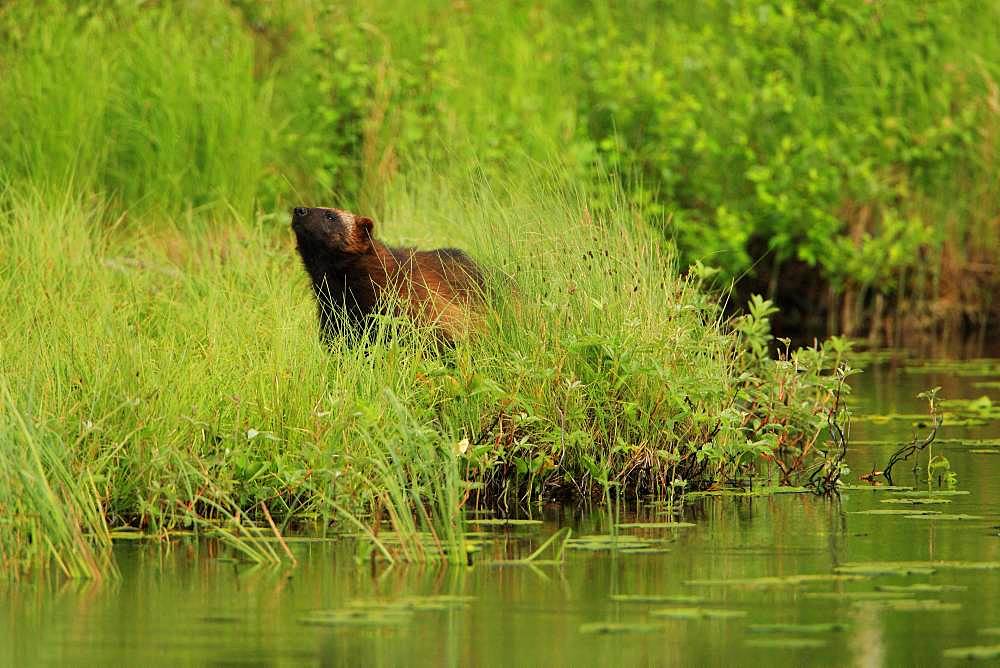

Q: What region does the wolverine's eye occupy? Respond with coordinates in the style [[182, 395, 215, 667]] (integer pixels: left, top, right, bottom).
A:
[[324, 212, 337, 222]]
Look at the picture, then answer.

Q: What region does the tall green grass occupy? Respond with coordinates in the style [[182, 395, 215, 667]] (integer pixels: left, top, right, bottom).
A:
[[0, 170, 757, 574], [0, 2, 269, 219], [0, 384, 116, 580], [0, 0, 868, 576]]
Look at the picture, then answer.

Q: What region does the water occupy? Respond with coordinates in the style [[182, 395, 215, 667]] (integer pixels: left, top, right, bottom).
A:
[[5, 358, 1000, 667]]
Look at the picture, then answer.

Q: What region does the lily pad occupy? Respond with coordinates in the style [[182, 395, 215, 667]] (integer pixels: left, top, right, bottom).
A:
[[611, 594, 706, 604], [687, 574, 864, 588], [840, 560, 1000, 572], [853, 413, 927, 423], [566, 535, 664, 552], [651, 607, 747, 620], [938, 438, 1000, 447], [843, 441, 905, 448], [616, 522, 696, 529], [110, 530, 150, 541], [850, 509, 942, 516], [299, 609, 413, 627], [346, 596, 475, 612], [943, 644, 1000, 660], [858, 599, 961, 612], [685, 486, 809, 500], [904, 513, 984, 521], [875, 584, 967, 593], [835, 563, 936, 576], [748, 623, 849, 634], [468, 519, 544, 526], [880, 498, 952, 505], [904, 361, 1000, 376], [970, 449, 1000, 454], [745, 638, 828, 649], [804, 592, 916, 601], [890, 490, 970, 497], [578, 622, 660, 635]]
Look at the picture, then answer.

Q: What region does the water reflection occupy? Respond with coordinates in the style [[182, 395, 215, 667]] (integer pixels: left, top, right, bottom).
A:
[[4, 361, 1000, 667]]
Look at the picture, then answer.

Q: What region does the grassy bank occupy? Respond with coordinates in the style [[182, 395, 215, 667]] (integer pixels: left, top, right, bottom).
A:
[[0, 174, 847, 576], [0, 0, 868, 577], [0, 178, 848, 572]]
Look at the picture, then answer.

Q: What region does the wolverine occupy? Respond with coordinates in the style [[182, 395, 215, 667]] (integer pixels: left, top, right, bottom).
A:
[[291, 206, 485, 345]]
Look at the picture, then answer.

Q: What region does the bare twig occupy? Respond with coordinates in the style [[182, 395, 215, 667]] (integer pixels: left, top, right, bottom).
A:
[[882, 392, 943, 486]]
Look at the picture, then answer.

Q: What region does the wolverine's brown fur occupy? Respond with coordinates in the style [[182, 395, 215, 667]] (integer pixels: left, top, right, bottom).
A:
[[291, 206, 485, 344]]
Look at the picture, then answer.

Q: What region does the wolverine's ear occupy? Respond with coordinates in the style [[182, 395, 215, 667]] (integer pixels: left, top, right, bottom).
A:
[[357, 216, 374, 237]]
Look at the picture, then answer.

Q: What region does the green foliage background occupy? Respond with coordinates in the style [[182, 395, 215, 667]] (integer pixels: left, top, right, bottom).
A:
[[2, 0, 996, 332]]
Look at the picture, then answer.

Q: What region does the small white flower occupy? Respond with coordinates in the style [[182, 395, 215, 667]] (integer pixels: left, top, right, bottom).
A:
[[456, 438, 470, 455]]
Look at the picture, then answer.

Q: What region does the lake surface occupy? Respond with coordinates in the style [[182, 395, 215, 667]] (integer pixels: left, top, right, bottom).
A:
[[5, 357, 1000, 667]]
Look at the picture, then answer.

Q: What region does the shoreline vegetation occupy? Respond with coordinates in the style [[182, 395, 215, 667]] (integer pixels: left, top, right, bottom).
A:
[[0, 0, 991, 577], [0, 179, 851, 578]]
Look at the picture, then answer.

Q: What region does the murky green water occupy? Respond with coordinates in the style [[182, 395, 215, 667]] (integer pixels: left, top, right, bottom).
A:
[[5, 358, 1000, 667]]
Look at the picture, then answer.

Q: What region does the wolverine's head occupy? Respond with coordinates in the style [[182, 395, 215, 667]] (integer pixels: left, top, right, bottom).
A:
[[291, 207, 374, 255]]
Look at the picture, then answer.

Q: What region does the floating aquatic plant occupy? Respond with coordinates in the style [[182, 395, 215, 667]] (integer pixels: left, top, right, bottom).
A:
[[748, 623, 848, 634], [745, 638, 827, 649], [611, 594, 706, 604], [943, 644, 1000, 660], [578, 622, 661, 635], [650, 607, 747, 620]]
